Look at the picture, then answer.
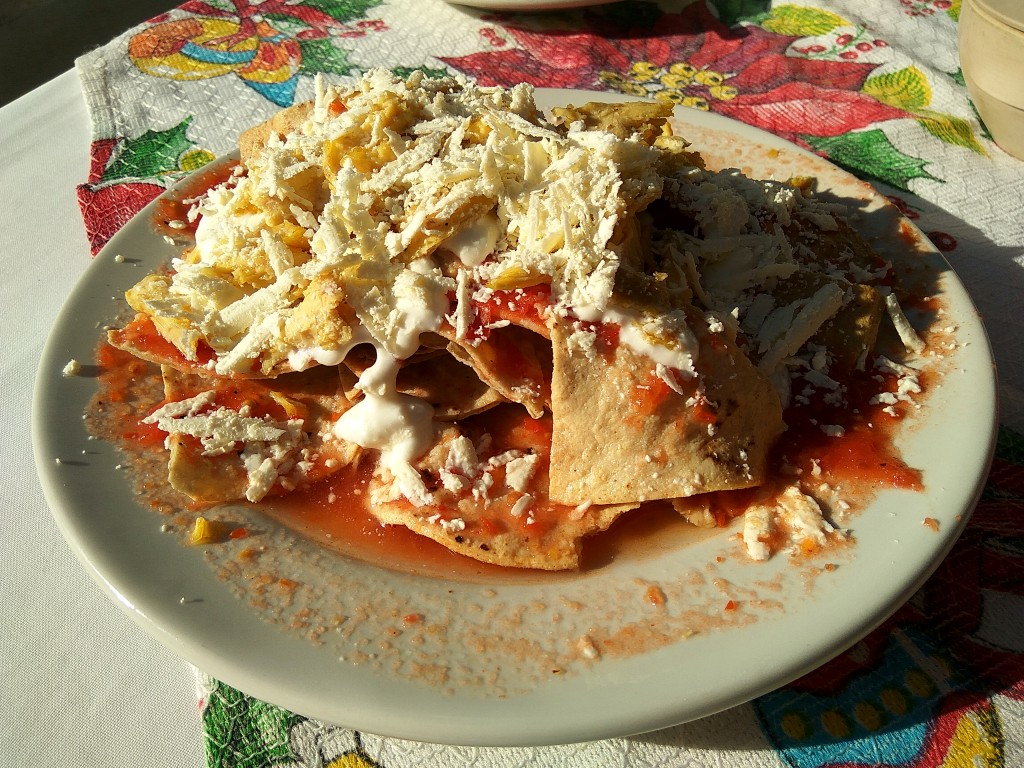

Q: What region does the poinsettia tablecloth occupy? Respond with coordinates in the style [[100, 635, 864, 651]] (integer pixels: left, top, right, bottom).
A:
[[75, 1, 1024, 766]]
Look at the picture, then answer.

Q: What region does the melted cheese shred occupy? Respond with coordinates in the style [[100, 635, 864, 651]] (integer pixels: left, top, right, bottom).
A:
[[161, 71, 671, 378], [131, 70, 698, 504]]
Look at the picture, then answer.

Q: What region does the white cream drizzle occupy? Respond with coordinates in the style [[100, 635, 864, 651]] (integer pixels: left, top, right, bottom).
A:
[[441, 211, 501, 267], [574, 304, 698, 377], [334, 349, 436, 506]]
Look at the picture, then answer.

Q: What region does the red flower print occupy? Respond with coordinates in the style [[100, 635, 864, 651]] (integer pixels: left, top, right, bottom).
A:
[[927, 231, 957, 251], [716, 81, 908, 138], [77, 140, 164, 254], [78, 180, 165, 255], [443, 1, 911, 143], [887, 195, 921, 219]]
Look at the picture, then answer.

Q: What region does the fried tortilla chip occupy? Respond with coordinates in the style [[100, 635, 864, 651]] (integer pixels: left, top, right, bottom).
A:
[[766, 271, 884, 375], [367, 405, 636, 570], [107, 314, 288, 379], [551, 101, 673, 144], [815, 282, 884, 374], [548, 315, 783, 506], [108, 314, 224, 377], [154, 364, 360, 503], [343, 344, 505, 420], [444, 324, 552, 419], [397, 196, 497, 264], [398, 354, 506, 420], [239, 101, 313, 165]]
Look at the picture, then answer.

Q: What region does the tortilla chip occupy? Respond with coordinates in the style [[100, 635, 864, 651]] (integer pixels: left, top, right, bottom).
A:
[[398, 196, 497, 264], [343, 344, 505, 420], [548, 315, 783, 506], [816, 282, 884, 374], [124, 274, 207, 361], [756, 271, 884, 375], [107, 314, 292, 379], [792, 217, 890, 280], [239, 101, 313, 165], [166, 441, 250, 504], [444, 324, 552, 419], [671, 495, 715, 528], [399, 354, 506, 420], [551, 101, 673, 144], [159, 364, 360, 503], [368, 405, 637, 570], [107, 314, 221, 376]]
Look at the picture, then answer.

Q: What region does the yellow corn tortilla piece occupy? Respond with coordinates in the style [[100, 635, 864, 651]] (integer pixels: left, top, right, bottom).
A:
[[107, 314, 293, 380], [791, 217, 887, 280], [124, 274, 206, 362], [343, 344, 505, 420], [370, 485, 634, 570], [398, 354, 506, 420], [239, 101, 313, 166], [791, 220, 889, 373], [160, 364, 360, 503], [764, 271, 884, 375], [367, 405, 637, 570], [397, 196, 497, 264], [551, 101, 673, 144], [443, 325, 552, 419], [548, 316, 784, 506], [115, 259, 355, 380], [816, 282, 884, 374], [167, 442, 250, 505]]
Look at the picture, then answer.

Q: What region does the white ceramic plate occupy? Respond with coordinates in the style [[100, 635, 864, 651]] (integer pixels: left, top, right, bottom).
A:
[[34, 89, 997, 747]]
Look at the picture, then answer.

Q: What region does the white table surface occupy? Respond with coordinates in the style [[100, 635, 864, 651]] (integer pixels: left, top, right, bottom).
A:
[[0, 70, 204, 767]]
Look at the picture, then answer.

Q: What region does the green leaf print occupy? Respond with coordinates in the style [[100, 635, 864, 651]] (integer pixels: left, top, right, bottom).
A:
[[760, 4, 849, 36], [298, 38, 361, 76], [805, 129, 941, 191], [306, 0, 383, 23], [100, 117, 197, 183], [203, 680, 302, 768]]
